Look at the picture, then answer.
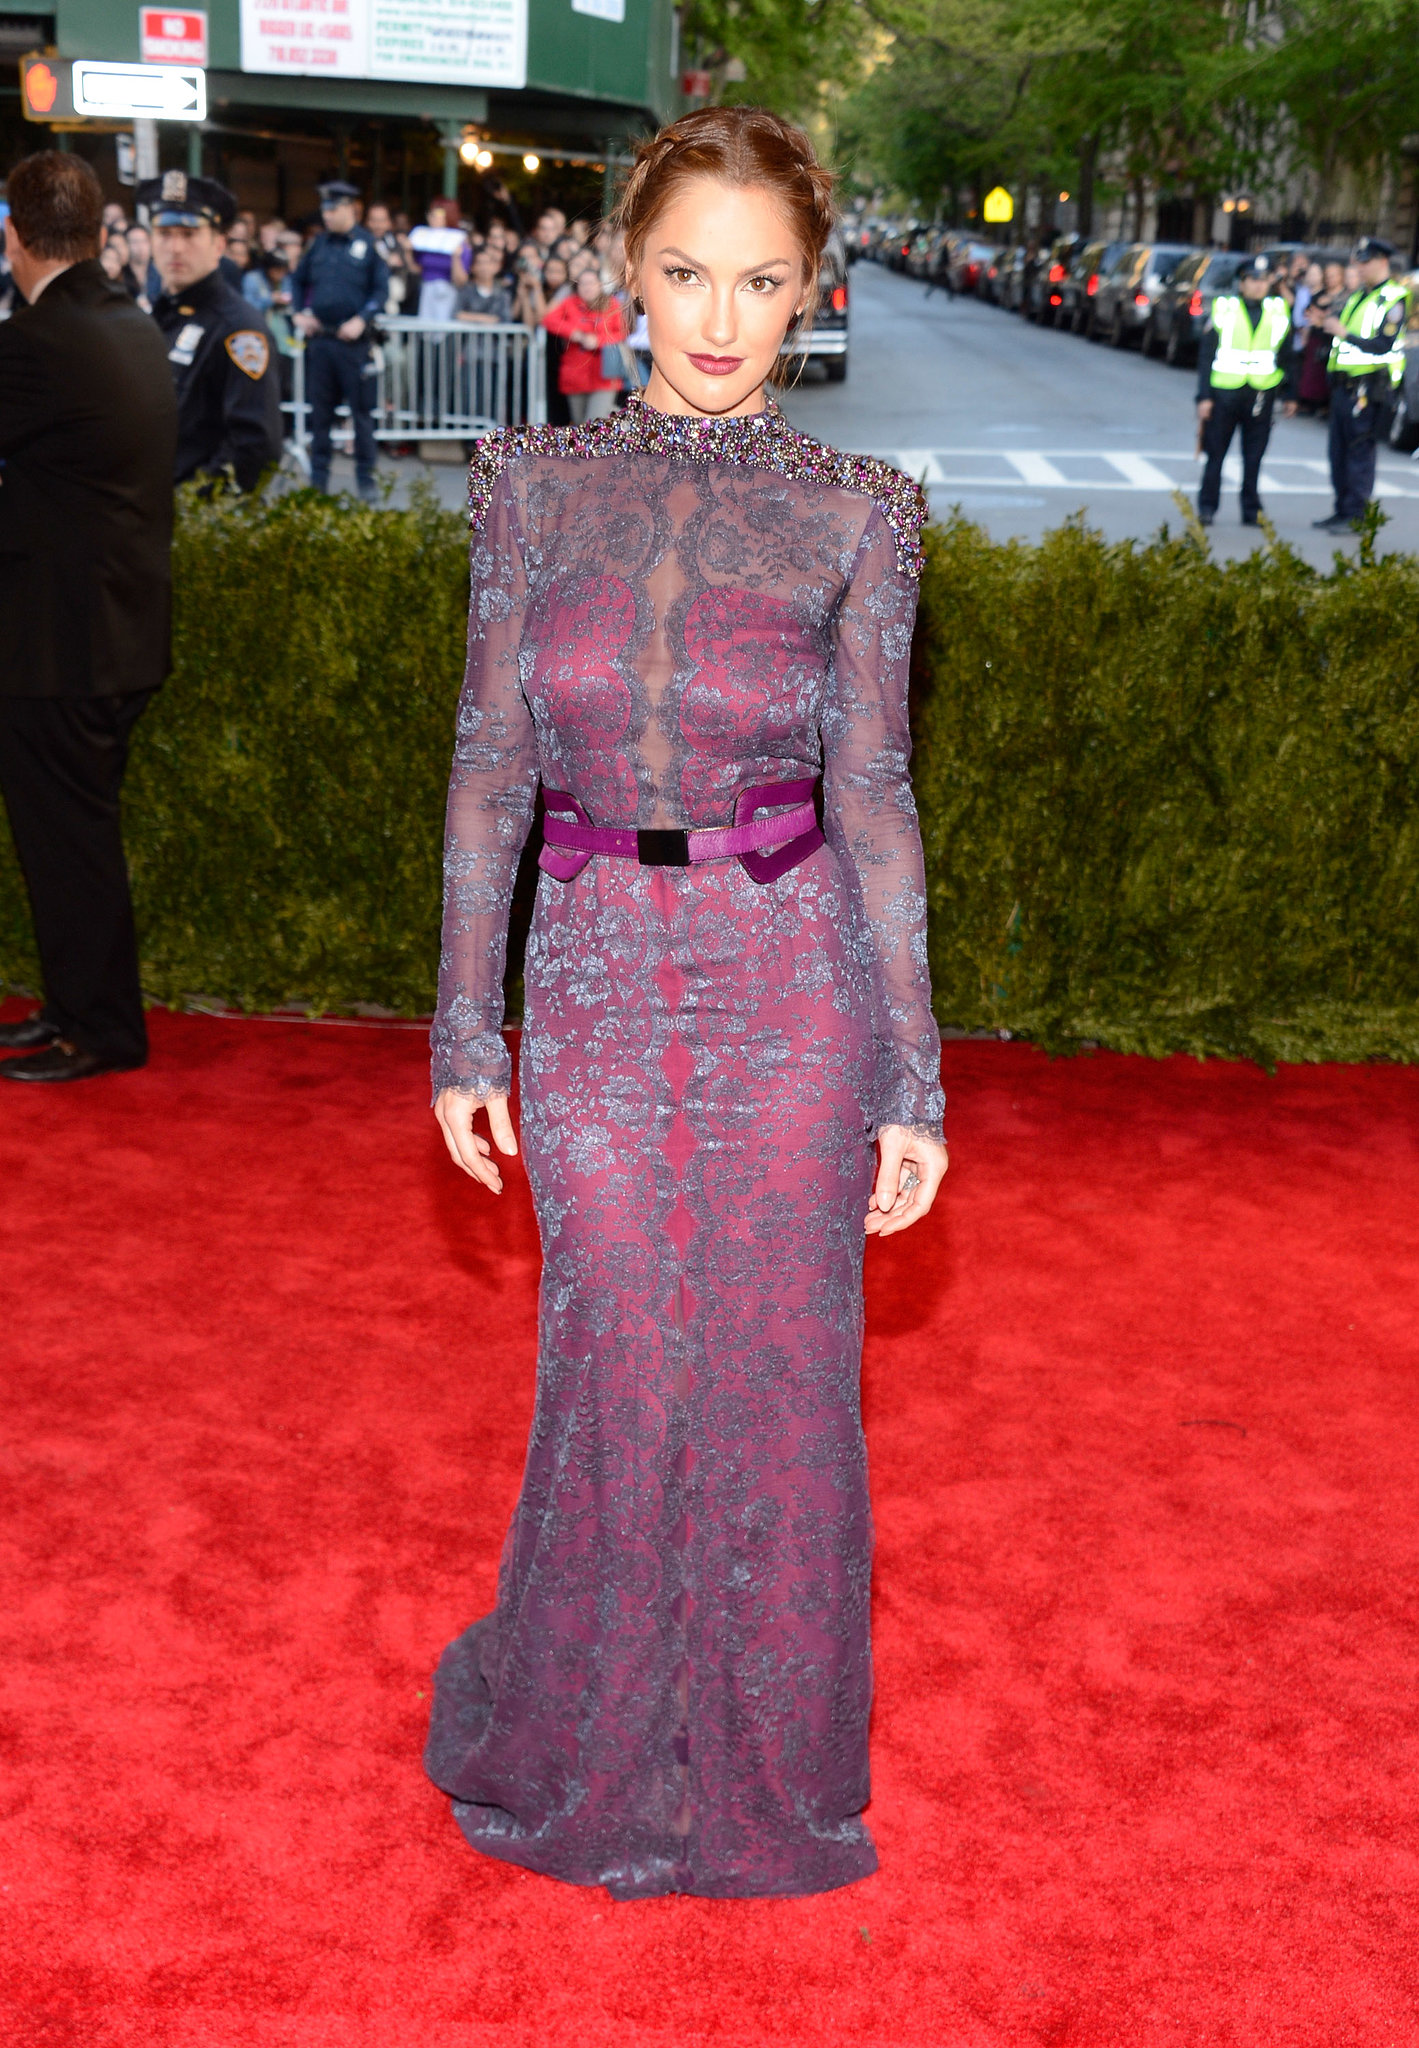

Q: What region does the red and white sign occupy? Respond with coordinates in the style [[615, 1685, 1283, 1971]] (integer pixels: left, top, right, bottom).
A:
[[139, 7, 208, 63]]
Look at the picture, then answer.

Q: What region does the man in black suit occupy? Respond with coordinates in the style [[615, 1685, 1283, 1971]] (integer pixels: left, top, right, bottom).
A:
[[0, 152, 177, 1082]]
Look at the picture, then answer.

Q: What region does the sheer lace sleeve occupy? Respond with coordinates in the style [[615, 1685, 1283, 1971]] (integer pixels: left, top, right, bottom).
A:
[[430, 459, 539, 1102], [823, 502, 945, 1141]]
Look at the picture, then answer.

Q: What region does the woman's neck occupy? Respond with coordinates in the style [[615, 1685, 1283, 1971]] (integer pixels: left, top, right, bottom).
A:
[[640, 366, 770, 420]]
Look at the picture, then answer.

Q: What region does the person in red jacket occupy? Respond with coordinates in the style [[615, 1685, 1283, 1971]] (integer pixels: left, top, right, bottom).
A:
[[541, 265, 624, 420]]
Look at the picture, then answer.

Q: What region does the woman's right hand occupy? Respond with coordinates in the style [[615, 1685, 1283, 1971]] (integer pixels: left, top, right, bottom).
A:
[[435, 1089, 518, 1194]]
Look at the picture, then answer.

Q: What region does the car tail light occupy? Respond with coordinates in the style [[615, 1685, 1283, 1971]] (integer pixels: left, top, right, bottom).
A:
[[1134, 291, 1149, 308], [1048, 262, 1065, 282], [1189, 289, 1202, 317], [1086, 273, 1099, 295], [1049, 293, 1062, 305], [988, 265, 997, 279], [830, 284, 847, 312]]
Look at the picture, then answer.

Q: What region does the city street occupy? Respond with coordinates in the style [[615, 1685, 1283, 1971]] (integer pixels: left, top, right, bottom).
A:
[[335, 259, 1419, 572], [780, 259, 1419, 569]]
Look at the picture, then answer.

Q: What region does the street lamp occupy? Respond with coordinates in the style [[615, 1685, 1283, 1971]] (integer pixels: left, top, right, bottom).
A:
[[523, 153, 540, 173]]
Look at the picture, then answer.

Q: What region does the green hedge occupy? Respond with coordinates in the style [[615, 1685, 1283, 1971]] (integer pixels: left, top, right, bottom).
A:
[[913, 509, 1419, 1063], [2, 488, 1417, 1064]]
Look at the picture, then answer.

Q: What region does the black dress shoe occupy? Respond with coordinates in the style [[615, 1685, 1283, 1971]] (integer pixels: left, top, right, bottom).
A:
[[1313, 513, 1355, 532], [0, 1012, 61, 1051], [1197, 509, 1215, 526], [0, 1044, 142, 1083], [1242, 514, 1260, 527]]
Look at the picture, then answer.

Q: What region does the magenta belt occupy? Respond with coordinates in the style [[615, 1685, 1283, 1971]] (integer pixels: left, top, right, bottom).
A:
[[539, 778, 824, 884]]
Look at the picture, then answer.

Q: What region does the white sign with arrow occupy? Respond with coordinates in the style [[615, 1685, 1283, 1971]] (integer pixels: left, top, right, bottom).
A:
[[71, 59, 206, 120]]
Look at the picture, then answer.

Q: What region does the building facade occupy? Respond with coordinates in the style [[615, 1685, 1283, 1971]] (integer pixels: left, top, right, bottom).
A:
[[2, 0, 681, 220]]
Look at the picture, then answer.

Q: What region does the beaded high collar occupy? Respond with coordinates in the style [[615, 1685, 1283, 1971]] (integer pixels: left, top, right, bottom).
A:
[[608, 392, 789, 456], [466, 393, 928, 579]]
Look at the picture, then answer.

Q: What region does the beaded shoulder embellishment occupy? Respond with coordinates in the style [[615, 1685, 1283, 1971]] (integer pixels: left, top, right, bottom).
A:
[[466, 397, 929, 580]]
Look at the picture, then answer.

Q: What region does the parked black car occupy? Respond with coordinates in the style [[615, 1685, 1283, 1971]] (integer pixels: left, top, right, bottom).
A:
[[883, 225, 920, 272], [1026, 234, 1083, 323], [783, 227, 849, 381], [1091, 242, 1194, 347], [1060, 239, 1129, 334], [1147, 250, 1248, 365], [1387, 272, 1419, 450]]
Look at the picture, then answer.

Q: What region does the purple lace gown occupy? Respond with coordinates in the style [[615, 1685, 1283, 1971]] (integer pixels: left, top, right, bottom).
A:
[[425, 396, 944, 1900]]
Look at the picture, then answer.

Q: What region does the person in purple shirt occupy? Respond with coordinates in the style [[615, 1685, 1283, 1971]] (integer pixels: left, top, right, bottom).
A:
[[409, 198, 469, 322]]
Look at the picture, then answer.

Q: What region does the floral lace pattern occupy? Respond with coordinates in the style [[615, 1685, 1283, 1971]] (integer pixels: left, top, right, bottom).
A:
[[425, 399, 944, 1898]]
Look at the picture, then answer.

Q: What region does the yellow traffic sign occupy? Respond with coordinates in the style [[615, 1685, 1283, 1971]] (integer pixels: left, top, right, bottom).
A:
[[983, 186, 1014, 224]]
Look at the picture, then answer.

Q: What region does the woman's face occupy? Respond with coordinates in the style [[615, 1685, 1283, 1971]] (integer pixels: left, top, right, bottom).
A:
[[99, 241, 125, 279], [575, 267, 601, 305], [1324, 262, 1344, 292], [634, 177, 807, 419], [543, 257, 568, 292], [1305, 261, 1323, 291]]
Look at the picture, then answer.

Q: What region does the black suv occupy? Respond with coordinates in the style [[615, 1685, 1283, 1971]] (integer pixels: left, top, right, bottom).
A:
[[1091, 243, 1195, 347], [1026, 235, 1083, 324], [783, 226, 849, 381], [1147, 250, 1248, 365], [1060, 239, 1128, 334]]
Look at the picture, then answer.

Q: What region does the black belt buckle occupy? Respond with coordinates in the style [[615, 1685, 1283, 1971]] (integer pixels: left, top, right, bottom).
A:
[[636, 827, 690, 866]]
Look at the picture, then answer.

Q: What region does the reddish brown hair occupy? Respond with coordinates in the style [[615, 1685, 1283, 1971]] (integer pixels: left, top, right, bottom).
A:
[[614, 105, 836, 309], [7, 151, 103, 263]]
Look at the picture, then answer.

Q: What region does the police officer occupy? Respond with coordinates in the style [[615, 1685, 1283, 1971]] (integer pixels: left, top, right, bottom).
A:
[[292, 181, 388, 503], [1195, 255, 1294, 527], [1308, 236, 1410, 533], [140, 172, 283, 492]]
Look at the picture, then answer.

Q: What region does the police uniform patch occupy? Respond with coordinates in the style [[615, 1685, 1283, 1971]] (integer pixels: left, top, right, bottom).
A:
[[161, 169, 187, 204], [225, 330, 270, 380]]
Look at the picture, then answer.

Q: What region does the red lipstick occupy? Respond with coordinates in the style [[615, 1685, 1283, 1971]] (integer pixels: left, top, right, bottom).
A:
[[688, 353, 744, 376]]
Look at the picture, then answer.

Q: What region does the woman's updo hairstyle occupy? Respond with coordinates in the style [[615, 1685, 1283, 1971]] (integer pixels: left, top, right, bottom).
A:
[[614, 105, 836, 316]]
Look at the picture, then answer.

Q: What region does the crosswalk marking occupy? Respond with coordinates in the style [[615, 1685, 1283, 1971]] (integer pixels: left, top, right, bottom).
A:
[[1004, 450, 1070, 487], [1102, 452, 1180, 492], [889, 449, 1419, 499]]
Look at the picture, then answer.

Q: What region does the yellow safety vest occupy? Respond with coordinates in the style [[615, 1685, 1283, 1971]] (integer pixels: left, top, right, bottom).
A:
[[1329, 280, 1409, 386], [1209, 294, 1289, 389]]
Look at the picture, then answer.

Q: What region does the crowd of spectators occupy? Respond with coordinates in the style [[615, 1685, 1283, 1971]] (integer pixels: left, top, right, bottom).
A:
[[2, 183, 644, 427]]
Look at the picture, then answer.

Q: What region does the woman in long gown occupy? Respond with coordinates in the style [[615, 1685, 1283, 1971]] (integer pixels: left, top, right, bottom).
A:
[[425, 105, 949, 1901]]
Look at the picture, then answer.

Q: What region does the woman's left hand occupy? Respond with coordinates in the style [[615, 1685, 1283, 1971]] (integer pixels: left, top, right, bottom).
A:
[[865, 1124, 949, 1238]]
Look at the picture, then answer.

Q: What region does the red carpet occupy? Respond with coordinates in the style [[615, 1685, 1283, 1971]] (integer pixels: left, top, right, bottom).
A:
[[3, 1005, 1418, 2047]]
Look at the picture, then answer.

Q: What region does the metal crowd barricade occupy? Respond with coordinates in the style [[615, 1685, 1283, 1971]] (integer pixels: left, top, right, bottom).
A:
[[283, 319, 547, 475]]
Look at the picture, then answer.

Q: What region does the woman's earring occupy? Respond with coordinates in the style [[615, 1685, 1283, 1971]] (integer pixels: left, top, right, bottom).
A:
[[633, 296, 644, 314]]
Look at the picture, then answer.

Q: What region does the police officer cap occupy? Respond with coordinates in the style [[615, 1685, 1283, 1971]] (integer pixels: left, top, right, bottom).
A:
[[136, 170, 237, 231], [1238, 254, 1271, 279], [1353, 235, 1395, 263], [318, 180, 362, 206]]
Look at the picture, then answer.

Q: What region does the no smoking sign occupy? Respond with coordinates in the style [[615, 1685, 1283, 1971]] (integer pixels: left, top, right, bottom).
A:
[[139, 6, 208, 63]]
